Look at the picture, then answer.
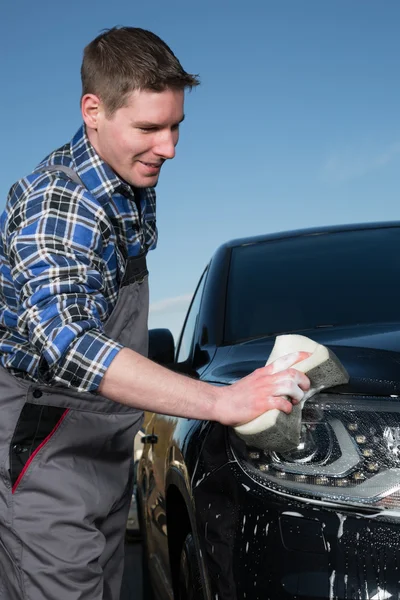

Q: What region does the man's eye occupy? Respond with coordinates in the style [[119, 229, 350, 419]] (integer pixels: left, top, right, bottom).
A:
[[139, 127, 156, 133]]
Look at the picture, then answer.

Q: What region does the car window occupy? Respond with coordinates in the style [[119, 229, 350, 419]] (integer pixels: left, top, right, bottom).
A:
[[176, 268, 208, 363], [225, 227, 400, 343]]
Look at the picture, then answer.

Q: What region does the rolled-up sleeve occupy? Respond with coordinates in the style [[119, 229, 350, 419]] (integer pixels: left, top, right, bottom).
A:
[[6, 182, 122, 392]]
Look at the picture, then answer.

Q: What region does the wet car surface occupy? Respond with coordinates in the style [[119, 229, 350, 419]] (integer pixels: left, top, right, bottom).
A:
[[138, 222, 400, 600]]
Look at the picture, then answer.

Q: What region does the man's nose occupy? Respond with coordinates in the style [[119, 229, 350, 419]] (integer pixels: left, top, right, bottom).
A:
[[154, 131, 177, 160]]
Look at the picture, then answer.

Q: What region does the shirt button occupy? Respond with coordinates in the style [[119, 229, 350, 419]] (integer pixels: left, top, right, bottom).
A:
[[32, 389, 42, 399]]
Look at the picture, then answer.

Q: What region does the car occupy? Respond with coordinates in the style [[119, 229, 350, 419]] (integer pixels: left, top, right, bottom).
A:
[[137, 221, 400, 600]]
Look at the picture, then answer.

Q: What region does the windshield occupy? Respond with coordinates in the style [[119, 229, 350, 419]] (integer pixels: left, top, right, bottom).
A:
[[224, 227, 400, 344]]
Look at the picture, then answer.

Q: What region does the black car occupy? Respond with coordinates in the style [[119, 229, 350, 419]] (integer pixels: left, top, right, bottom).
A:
[[137, 222, 400, 600]]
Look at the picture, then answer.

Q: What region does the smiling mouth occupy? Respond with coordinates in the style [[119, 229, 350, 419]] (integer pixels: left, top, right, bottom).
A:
[[139, 161, 163, 168]]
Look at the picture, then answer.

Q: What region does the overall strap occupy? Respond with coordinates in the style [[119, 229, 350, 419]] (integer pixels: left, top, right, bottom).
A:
[[34, 164, 84, 187]]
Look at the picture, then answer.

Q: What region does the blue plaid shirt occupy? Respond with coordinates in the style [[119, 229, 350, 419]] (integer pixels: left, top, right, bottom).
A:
[[0, 125, 157, 392]]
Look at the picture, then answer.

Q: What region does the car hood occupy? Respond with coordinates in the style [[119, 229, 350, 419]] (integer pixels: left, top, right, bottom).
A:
[[205, 322, 400, 396]]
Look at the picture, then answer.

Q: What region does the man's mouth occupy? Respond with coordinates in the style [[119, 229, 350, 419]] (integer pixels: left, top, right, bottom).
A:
[[139, 161, 163, 168]]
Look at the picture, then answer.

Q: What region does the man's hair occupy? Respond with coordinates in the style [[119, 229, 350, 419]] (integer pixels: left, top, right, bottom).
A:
[[81, 27, 200, 115]]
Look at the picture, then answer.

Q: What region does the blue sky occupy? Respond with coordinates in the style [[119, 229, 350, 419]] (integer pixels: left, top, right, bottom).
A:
[[1, 1, 400, 340]]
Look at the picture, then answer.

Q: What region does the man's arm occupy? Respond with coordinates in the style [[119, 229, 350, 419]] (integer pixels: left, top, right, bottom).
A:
[[98, 348, 310, 427], [6, 178, 123, 392]]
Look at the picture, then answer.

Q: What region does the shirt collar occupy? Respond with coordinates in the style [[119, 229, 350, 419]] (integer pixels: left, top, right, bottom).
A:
[[69, 125, 133, 205]]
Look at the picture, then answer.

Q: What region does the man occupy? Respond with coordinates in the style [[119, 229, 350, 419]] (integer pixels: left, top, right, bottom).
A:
[[0, 27, 310, 599]]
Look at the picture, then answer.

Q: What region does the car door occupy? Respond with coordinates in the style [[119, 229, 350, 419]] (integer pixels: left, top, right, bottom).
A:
[[144, 268, 209, 586]]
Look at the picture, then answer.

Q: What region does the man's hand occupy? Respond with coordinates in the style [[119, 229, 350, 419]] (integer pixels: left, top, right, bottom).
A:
[[213, 351, 311, 427]]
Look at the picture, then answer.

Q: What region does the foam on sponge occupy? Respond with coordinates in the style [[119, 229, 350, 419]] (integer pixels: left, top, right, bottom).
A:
[[234, 334, 349, 453]]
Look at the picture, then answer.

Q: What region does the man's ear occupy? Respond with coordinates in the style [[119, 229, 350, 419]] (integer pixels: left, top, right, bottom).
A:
[[81, 94, 103, 130]]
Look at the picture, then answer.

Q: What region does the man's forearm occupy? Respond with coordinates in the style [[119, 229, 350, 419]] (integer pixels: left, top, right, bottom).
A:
[[98, 348, 219, 420], [98, 348, 311, 427]]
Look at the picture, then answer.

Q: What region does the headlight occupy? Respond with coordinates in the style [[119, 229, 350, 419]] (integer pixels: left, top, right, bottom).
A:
[[231, 393, 400, 513]]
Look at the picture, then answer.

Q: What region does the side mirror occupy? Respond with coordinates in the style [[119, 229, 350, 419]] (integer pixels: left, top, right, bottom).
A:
[[148, 328, 175, 365]]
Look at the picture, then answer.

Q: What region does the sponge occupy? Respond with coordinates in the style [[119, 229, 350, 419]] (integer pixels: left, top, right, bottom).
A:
[[234, 334, 349, 453]]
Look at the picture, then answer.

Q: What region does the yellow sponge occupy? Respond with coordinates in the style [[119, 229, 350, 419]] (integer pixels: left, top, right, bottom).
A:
[[234, 334, 349, 453]]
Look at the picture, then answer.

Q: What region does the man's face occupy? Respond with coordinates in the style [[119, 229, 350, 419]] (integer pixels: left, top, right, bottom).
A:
[[87, 88, 185, 188]]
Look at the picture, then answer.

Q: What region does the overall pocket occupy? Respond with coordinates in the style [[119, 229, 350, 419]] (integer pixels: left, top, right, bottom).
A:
[[10, 403, 68, 492]]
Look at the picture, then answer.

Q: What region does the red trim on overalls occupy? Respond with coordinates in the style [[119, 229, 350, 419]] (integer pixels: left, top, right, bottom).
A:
[[12, 409, 70, 494]]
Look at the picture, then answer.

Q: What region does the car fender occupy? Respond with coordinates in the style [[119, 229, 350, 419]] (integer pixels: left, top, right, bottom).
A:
[[165, 462, 212, 600]]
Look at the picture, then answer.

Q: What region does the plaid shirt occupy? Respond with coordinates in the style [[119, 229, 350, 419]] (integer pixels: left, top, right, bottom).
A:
[[0, 125, 157, 392]]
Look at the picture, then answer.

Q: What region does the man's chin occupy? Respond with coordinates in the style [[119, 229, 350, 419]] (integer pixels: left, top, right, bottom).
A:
[[138, 178, 159, 189], [128, 173, 160, 189]]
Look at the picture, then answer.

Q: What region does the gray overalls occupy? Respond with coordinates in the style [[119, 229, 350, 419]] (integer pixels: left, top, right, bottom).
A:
[[0, 166, 148, 599]]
